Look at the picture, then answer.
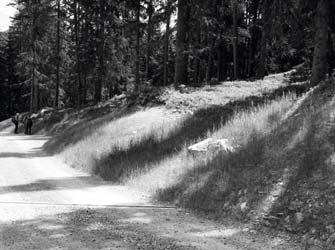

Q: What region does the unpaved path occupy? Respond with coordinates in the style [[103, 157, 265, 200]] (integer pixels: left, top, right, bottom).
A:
[[0, 124, 303, 249]]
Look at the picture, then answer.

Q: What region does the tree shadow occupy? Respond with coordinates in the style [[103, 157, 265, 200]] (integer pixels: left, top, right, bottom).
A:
[[0, 176, 106, 195], [155, 132, 273, 214], [42, 105, 137, 154], [6, 135, 51, 141], [0, 206, 296, 250], [0, 150, 47, 158], [93, 84, 310, 181], [154, 82, 335, 232], [0, 207, 200, 250]]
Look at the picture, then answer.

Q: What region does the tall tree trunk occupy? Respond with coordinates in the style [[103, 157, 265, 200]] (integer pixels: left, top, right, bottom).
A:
[[194, 19, 202, 84], [83, 71, 87, 104], [257, 0, 273, 78], [311, 0, 330, 85], [247, 0, 259, 77], [95, 0, 105, 103], [174, 0, 190, 86], [232, 0, 239, 80], [145, 0, 154, 81], [74, 0, 82, 105], [30, 2, 38, 112], [206, 38, 215, 82], [135, 0, 141, 91], [55, 0, 61, 108], [206, 0, 220, 82], [163, 0, 171, 86], [30, 45, 36, 112], [205, 0, 217, 83], [217, 40, 227, 81], [328, 31, 334, 77]]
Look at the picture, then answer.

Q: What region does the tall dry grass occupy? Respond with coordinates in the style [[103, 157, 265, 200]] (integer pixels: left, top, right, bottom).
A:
[[211, 93, 297, 146], [56, 89, 300, 204], [127, 93, 298, 197], [59, 107, 185, 173]]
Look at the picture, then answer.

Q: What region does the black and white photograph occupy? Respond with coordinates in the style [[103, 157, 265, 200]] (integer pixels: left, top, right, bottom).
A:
[[0, 0, 334, 249]]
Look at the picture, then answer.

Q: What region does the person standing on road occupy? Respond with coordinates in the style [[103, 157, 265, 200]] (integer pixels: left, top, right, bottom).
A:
[[11, 113, 19, 134], [23, 116, 28, 134], [27, 115, 33, 135]]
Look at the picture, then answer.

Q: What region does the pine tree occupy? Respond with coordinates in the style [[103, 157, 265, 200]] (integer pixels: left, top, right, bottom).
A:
[[174, 0, 190, 86], [310, 0, 330, 85]]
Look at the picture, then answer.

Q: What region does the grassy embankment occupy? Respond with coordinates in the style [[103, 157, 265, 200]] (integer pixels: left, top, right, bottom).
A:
[[41, 73, 309, 200], [7, 70, 334, 247], [155, 81, 335, 249]]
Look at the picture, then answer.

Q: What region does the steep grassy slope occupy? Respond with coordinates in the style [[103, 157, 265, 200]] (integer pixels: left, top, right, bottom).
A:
[[156, 81, 335, 249], [34, 73, 303, 180]]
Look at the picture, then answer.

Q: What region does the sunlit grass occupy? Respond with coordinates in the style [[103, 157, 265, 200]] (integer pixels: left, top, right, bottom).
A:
[[127, 93, 298, 197], [53, 72, 300, 205], [59, 107, 185, 172], [163, 72, 290, 112], [57, 92, 298, 200], [211, 93, 297, 147]]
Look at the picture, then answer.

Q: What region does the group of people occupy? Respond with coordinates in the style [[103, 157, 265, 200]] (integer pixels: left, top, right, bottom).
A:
[[11, 113, 33, 135]]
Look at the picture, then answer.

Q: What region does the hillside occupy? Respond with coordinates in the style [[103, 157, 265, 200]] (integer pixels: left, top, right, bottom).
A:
[[1, 0, 335, 248], [3, 72, 335, 248]]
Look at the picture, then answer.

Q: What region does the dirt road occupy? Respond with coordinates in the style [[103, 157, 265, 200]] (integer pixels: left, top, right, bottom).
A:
[[0, 124, 302, 249]]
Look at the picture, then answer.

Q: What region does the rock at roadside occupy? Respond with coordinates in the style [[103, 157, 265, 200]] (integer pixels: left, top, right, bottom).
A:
[[188, 138, 235, 155]]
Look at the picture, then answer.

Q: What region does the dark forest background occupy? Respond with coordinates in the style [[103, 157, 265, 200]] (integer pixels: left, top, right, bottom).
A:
[[0, 0, 334, 120]]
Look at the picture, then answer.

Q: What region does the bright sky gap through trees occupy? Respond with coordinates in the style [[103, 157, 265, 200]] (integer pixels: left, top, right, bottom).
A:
[[0, 0, 16, 31]]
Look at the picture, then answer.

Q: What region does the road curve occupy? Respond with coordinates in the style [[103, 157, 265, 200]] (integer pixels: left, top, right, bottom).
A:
[[0, 123, 302, 250]]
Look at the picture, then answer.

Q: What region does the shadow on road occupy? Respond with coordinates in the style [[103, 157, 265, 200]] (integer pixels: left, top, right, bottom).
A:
[[0, 176, 106, 194], [0, 205, 301, 250], [0, 207, 194, 250], [0, 150, 47, 159], [6, 135, 52, 141]]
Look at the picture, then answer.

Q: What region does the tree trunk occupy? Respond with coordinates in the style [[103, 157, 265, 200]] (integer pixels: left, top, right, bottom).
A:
[[74, 0, 82, 105], [55, 0, 61, 108], [174, 0, 190, 86], [247, 0, 259, 77], [206, 0, 218, 83], [135, 0, 141, 91], [328, 31, 334, 77], [257, 0, 273, 78], [194, 20, 202, 84], [30, 3, 38, 112], [163, 0, 171, 86], [83, 71, 87, 104], [206, 38, 215, 82], [95, 0, 105, 103], [217, 40, 227, 81], [310, 0, 330, 85], [232, 0, 239, 80], [145, 0, 154, 81]]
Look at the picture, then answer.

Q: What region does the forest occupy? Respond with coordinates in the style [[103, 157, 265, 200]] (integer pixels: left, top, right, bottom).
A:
[[0, 0, 334, 120]]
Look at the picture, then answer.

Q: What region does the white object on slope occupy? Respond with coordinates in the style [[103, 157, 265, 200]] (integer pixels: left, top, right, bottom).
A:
[[188, 138, 235, 154]]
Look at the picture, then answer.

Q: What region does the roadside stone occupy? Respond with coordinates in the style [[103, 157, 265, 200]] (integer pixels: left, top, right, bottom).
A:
[[188, 138, 235, 155]]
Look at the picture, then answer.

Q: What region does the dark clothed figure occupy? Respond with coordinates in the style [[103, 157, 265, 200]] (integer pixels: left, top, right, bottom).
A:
[[11, 115, 19, 134], [27, 117, 33, 135], [23, 117, 28, 135]]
